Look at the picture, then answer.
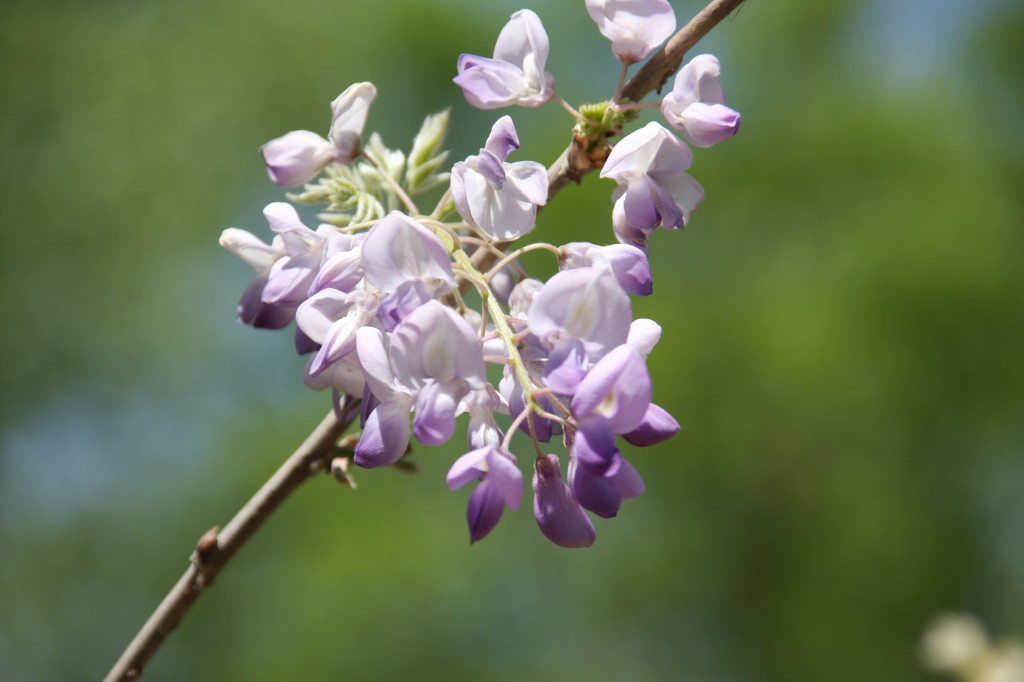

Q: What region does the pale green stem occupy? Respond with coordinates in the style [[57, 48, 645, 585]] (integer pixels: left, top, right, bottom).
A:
[[485, 242, 563, 282], [362, 154, 419, 215], [431, 189, 453, 219]]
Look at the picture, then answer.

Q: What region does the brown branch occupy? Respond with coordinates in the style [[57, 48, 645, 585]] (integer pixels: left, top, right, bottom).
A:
[[104, 400, 361, 682], [545, 0, 747, 201]]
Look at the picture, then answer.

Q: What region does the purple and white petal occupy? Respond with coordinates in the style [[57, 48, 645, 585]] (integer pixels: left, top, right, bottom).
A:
[[260, 130, 335, 187], [327, 82, 377, 163], [571, 344, 651, 433], [413, 380, 465, 446], [622, 402, 680, 446], [574, 415, 622, 478], [361, 212, 455, 294], [528, 267, 631, 361], [354, 397, 412, 468], [585, 0, 676, 64], [389, 300, 487, 390], [466, 480, 506, 543]]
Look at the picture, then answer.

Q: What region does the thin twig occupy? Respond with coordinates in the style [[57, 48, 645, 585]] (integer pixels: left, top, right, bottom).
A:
[[104, 401, 360, 682]]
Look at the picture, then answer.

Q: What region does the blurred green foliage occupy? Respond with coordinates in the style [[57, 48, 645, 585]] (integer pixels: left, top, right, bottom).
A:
[[1, 1, 1022, 681]]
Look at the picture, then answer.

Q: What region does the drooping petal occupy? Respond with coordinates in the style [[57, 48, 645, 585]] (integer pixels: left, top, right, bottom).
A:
[[389, 300, 486, 390], [361, 212, 456, 294], [571, 460, 622, 518], [483, 115, 521, 161], [413, 380, 464, 446], [543, 339, 588, 396], [574, 415, 622, 477], [599, 244, 653, 295], [237, 272, 294, 329], [466, 479, 506, 543], [600, 122, 693, 182], [571, 453, 646, 518], [354, 398, 412, 468], [355, 327, 399, 401], [295, 289, 353, 344], [528, 267, 632, 361], [376, 280, 434, 332], [662, 54, 740, 147], [627, 318, 662, 356], [260, 130, 335, 187], [585, 0, 676, 64], [454, 56, 532, 110], [622, 402, 680, 446], [533, 455, 596, 548], [447, 447, 489, 490], [671, 102, 741, 148], [571, 344, 652, 433]]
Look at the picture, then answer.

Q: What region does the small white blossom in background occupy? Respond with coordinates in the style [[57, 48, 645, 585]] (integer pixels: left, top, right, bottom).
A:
[[922, 613, 1024, 682]]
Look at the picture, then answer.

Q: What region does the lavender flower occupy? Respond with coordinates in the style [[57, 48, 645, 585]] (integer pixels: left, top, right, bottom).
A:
[[585, 0, 676, 65], [450, 116, 548, 241], [600, 122, 705, 248], [527, 267, 632, 362], [533, 454, 596, 548], [453, 10, 554, 109], [260, 82, 377, 187], [560, 241, 653, 296], [661, 54, 740, 147], [570, 344, 652, 477], [448, 446, 523, 543]]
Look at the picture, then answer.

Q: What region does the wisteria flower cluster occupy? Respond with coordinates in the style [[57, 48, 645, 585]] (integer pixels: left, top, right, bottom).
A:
[[221, 0, 740, 548]]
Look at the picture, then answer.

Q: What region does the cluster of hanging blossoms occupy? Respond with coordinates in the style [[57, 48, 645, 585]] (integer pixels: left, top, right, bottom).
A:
[[220, 0, 740, 548]]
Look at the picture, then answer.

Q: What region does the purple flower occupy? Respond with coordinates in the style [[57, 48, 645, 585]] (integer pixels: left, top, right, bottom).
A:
[[218, 226, 293, 329], [571, 344, 652, 477], [260, 82, 377, 187], [571, 455, 645, 518], [360, 211, 456, 295], [295, 288, 379, 376], [459, 385, 506, 451], [447, 446, 523, 543], [354, 300, 487, 467], [661, 54, 740, 148], [391, 301, 487, 444], [527, 267, 632, 362], [260, 202, 334, 307], [622, 402, 680, 446], [560, 242, 653, 296], [454, 10, 554, 110], [586, 0, 676, 65], [352, 327, 415, 468], [533, 454, 595, 548], [600, 122, 704, 248], [450, 116, 548, 241]]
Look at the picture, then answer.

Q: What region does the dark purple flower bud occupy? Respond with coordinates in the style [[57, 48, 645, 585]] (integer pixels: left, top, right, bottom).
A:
[[533, 455, 596, 548], [622, 403, 680, 446]]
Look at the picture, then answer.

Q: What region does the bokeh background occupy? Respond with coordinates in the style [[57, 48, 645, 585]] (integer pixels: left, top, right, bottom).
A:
[[2, 0, 1022, 680]]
